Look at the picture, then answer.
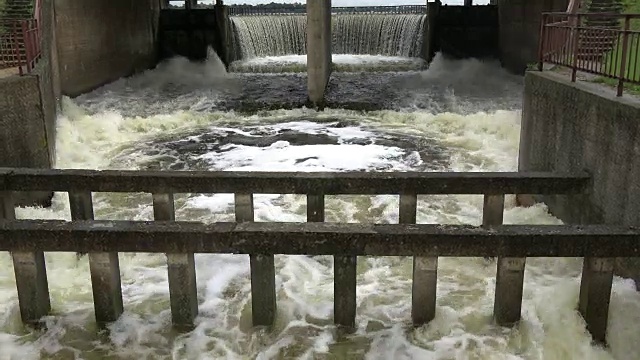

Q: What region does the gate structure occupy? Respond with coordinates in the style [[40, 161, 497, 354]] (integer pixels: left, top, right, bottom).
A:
[[0, 167, 635, 345]]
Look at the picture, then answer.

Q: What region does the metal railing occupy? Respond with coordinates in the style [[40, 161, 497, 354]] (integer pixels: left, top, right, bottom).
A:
[[0, 0, 41, 75], [228, 5, 427, 16], [538, 12, 640, 96], [0, 167, 624, 344]]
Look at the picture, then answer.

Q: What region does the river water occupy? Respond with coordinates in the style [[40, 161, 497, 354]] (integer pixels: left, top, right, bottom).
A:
[[1, 53, 640, 359]]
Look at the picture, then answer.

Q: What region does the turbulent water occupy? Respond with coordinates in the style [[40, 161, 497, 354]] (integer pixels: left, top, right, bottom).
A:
[[1, 52, 640, 359], [230, 14, 426, 72]]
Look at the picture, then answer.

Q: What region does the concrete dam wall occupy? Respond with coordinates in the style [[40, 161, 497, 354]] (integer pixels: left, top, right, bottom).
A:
[[54, 0, 161, 97], [519, 71, 640, 286]]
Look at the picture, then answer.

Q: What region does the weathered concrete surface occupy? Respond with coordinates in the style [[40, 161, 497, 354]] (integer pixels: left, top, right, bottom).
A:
[[54, 0, 160, 97], [498, 0, 568, 74], [0, 167, 590, 194], [1, 220, 640, 257], [306, 0, 332, 108], [434, 4, 499, 59], [519, 71, 640, 286], [0, 76, 54, 206], [158, 6, 230, 66]]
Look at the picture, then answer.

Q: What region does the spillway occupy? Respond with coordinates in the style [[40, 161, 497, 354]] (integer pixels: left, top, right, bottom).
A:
[[229, 14, 427, 73], [0, 40, 639, 360]]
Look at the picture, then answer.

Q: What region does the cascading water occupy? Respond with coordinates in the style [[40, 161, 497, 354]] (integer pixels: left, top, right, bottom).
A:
[[231, 16, 307, 59], [229, 14, 427, 73], [332, 14, 425, 57]]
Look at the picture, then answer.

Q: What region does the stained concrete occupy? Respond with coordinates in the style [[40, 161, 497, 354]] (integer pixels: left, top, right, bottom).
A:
[[498, 0, 568, 74], [0, 76, 53, 206], [54, 0, 160, 97], [519, 71, 640, 286]]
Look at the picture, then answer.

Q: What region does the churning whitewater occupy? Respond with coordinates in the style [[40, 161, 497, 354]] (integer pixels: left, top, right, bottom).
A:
[[1, 53, 640, 360]]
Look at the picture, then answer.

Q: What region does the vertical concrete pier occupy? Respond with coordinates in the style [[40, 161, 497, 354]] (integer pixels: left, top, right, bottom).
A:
[[307, 0, 332, 108]]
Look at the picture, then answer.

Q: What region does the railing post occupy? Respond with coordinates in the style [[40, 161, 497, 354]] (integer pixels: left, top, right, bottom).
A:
[[402, 193, 437, 327], [616, 15, 631, 97], [235, 193, 276, 327], [578, 257, 614, 345], [538, 13, 548, 71], [69, 191, 123, 326], [308, 193, 357, 330], [489, 194, 525, 326], [1, 191, 51, 325], [152, 193, 198, 328], [570, 13, 581, 82]]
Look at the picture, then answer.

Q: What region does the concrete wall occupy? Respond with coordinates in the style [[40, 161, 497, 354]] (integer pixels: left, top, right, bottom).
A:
[[498, 0, 568, 74], [158, 6, 230, 66], [434, 4, 499, 59], [54, 0, 161, 97], [0, 76, 54, 206], [519, 71, 640, 286], [306, 0, 332, 108]]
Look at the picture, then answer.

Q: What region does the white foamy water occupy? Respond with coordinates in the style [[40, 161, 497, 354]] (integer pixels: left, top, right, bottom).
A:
[[229, 54, 426, 73], [1, 55, 640, 360]]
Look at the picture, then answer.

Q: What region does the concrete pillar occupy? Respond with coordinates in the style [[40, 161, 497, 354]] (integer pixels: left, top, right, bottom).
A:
[[306, 0, 332, 108], [152, 193, 198, 328], [464, 0, 473, 5], [422, 1, 440, 63], [214, 2, 231, 67], [185, 0, 197, 10]]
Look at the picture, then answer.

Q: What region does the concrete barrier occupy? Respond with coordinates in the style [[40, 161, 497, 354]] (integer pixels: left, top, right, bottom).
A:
[[519, 71, 640, 290], [0, 76, 54, 206], [54, 0, 161, 97], [306, 0, 332, 108]]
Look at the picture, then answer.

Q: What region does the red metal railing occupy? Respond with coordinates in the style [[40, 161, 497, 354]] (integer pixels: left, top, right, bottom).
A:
[[0, 0, 42, 75], [538, 12, 640, 96]]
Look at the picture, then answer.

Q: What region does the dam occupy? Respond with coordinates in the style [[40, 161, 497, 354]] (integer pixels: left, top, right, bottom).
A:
[[1, 0, 640, 359]]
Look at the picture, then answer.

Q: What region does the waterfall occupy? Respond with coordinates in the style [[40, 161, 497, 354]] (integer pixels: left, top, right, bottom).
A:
[[231, 14, 426, 60], [231, 16, 307, 59], [332, 15, 426, 58]]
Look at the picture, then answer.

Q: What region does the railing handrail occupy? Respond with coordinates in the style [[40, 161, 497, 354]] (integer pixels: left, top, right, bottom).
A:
[[0, 168, 616, 344], [0, 0, 42, 74], [0, 168, 591, 194], [542, 11, 640, 19], [538, 11, 640, 96], [1, 220, 638, 257]]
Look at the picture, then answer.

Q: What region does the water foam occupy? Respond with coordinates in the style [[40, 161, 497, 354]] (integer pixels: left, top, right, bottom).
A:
[[0, 55, 639, 359]]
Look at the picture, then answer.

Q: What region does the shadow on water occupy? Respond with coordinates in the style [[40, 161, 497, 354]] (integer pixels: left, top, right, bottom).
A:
[[75, 51, 523, 117]]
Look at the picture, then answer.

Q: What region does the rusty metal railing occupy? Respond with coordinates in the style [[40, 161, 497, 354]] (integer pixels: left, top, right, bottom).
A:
[[0, 0, 42, 75], [538, 12, 640, 96]]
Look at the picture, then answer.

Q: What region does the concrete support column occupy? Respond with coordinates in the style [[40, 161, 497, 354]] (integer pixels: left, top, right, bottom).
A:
[[214, 2, 231, 67], [464, 0, 473, 5], [422, 1, 440, 63], [307, 0, 332, 109], [185, 0, 197, 10]]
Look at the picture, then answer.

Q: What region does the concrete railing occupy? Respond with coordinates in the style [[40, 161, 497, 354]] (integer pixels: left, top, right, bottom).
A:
[[0, 168, 626, 344]]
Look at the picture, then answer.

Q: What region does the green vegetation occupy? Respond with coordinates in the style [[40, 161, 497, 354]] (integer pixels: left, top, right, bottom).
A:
[[591, 0, 640, 95]]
